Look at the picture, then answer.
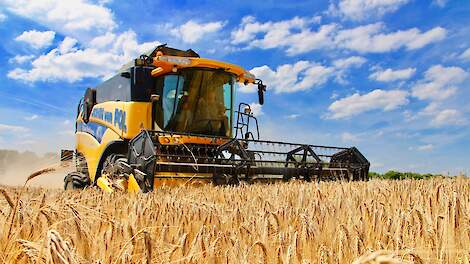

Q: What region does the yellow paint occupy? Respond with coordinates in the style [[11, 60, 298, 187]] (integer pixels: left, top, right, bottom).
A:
[[122, 102, 153, 139], [127, 174, 141, 193], [151, 55, 256, 84], [97, 176, 114, 193]]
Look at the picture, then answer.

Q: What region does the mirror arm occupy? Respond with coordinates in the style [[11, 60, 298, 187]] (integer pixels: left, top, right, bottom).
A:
[[255, 79, 266, 105]]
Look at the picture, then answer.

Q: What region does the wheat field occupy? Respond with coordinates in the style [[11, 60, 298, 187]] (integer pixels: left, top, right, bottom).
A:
[[0, 178, 469, 263]]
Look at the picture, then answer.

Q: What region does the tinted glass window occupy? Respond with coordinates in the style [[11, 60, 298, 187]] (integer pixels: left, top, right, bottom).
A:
[[160, 69, 234, 137], [162, 75, 185, 128]]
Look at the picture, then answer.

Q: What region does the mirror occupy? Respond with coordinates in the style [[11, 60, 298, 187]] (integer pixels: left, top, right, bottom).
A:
[[120, 72, 131, 78], [257, 82, 266, 105], [82, 88, 96, 123]]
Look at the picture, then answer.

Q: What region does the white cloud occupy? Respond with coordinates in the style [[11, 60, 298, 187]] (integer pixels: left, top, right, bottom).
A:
[[417, 144, 434, 151], [8, 31, 159, 82], [241, 57, 365, 94], [249, 103, 263, 117], [231, 16, 336, 55], [15, 30, 56, 49], [58, 37, 78, 53], [328, 0, 410, 21], [433, 0, 449, 7], [8, 55, 35, 64], [241, 61, 335, 94], [24, 114, 39, 121], [170, 20, 225, 44], [332, 56, 367, 83], [89, 32, 116, 49], [459, 48, 470, 61], [0, 124, 29, 133], [369, 67, 416, 82], [2, 0, 116, 39], [327, 89, 409, 119], [411, 65, 468, 101], [418, 102, 467, 127], [0, 12, 6, 22], [285, 114, 300, 120], [335, 23, 446, 53], [431, 109, 466, 127], [231, 17, 446, 55], [333, 56, 366, 69]]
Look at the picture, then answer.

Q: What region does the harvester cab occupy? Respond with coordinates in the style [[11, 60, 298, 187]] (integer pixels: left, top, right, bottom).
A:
[[62, 45, 370, 192]]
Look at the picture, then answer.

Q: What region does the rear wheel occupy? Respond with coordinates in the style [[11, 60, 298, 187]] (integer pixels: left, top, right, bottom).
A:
[[64, 172, 89, 190]]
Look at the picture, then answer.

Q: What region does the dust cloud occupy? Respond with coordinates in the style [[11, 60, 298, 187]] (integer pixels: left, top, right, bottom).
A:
[[0, 151, 72, 189]]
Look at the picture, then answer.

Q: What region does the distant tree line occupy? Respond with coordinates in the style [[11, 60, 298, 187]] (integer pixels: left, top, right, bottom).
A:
[[369, 171, 437, 180]]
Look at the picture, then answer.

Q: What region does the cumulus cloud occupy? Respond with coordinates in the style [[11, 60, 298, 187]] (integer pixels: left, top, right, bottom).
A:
[[170, 20, 225, 44], [411, 65, 468, 101], [333, 56, 367, 69], [231, 17, 446, 55], [334, 23, 446, 53], [332, 56, 367, 83], [8, 31, 159, 82], [231, 16, 335, 55], [6, 0, 161, 84], [328, 0, 410, 21], [459, 48, 470, 61], [1, 0, 116, 40], [240, 61, 335, 94], [369, 67, 416, 82], [431, 109, 466, 126], [15, 30, 56, 49], [8, 55, 35, 64], [327, 89, 409, 119], [241, 56, 365, 94], [417, 101, 467, 127]]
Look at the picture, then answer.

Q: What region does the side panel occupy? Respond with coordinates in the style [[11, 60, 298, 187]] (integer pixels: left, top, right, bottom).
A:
[[76, 124, 122, 182], [76, 101, 153, 182], [122, 102, 153, 138]]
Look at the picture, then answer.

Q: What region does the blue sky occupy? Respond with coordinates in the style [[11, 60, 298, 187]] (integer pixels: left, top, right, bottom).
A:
[[0, 0, 469, 174]]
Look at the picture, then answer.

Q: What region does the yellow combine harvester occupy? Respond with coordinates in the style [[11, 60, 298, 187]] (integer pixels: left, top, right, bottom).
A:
[[61, 45, 369, 192]]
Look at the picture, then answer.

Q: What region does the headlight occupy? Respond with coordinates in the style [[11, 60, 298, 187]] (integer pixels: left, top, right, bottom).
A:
[[157, 56, 192, 66]]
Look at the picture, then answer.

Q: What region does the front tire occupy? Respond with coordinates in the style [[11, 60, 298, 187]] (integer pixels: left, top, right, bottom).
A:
[[64, 172, 89, 190]]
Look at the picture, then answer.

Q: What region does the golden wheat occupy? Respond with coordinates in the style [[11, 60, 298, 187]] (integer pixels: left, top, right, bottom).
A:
[[0, 178, 469, 263]]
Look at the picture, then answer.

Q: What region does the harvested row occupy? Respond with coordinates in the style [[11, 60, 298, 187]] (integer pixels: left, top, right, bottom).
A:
[[0, 178, 469, 263]]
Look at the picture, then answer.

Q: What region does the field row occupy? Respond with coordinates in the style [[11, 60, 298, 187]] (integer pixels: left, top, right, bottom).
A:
[[0, 178, 469, 263]]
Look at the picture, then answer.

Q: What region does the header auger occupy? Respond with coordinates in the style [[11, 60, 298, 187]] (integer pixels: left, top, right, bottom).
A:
[[61, 44, 370, 192]]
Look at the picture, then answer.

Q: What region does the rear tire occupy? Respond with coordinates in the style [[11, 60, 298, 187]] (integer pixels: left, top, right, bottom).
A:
[[64, 172, 89, 190]]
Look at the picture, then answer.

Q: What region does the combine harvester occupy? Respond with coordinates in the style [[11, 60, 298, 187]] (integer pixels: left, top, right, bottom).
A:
[[62, 45, 369, 192]]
